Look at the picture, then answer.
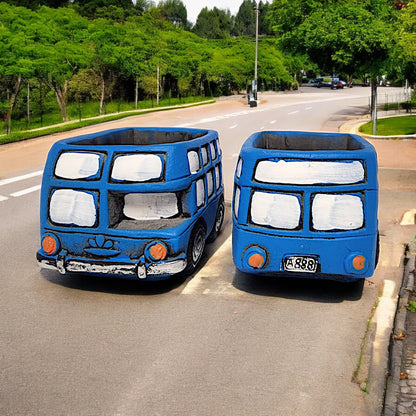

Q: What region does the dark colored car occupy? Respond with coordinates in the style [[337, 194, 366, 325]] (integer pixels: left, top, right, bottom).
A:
[[315, 76, 344, 89]]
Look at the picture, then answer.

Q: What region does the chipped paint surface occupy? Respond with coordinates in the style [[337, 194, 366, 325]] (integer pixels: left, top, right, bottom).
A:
[[232, 131, 378, 279], [38, 127, 224, 280]]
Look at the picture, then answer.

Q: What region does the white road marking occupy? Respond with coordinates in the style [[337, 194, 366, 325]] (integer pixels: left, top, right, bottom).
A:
[[270, 120, 277, 124], [173, 123, 192, 127], [229, 124, 238, 129], [0, 195, 8, 202], [288, 110, 299, 115], [181, 235, 234, 295], [10, 184, 41, 197], [305, 107, 313, 110], [0, 170, 43, 187]]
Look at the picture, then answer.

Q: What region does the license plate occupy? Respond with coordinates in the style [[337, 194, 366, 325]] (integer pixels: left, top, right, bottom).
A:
[[283, 256, 318, 273]]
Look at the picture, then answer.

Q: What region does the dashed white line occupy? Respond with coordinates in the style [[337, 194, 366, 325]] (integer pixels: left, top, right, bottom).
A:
[[10, 184, 41, 198], [0, 170, 43, 187], [288, 110, 299, 115], [0, 195, 8, 202], [270, 120, 277, 124]]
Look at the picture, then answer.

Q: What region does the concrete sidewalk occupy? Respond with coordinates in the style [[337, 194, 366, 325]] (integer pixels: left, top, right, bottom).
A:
[[384, 244, 416, 416], [340, 115, 416, 415]]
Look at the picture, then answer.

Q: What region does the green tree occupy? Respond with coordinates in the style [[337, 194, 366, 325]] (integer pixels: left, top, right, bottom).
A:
[[158, 0, 188, 28], [234, 0, 256, 36], [67, 69, 101, 120], [36, 6, 92, 121], [119, 15, 159, 108], [268, 0, 396, 123], [71, 0, 135, 18], [134, 0, 155, 14], [268, 0, 394, 80], [396, 0, 416, 85], [258, 1, 272, 35], [0, 4, 39, 133], [88, 18, 125, 115], [193, 7, 233, 39], [0, 0, 70, 9]]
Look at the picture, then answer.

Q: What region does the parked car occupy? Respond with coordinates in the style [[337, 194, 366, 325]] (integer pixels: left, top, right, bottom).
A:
[[315, 76, 344, 89]]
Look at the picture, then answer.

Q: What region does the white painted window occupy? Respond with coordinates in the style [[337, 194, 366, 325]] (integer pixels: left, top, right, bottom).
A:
[[255, 160, 365, 185], [201, 146, 209, 166], [251, 191, 301, 230], [196, 178, 205, 207], [111, 154, 162, 182], [215, 165, 221, 190], [233, 186, 240, 219], [312, 194, 363, 231], [55, 152, 100, 179], [207, 170, 214, 197], [49, 189, 96, 227], [236, 158, 243, 178], [187, 150, 200, 174], [210, 141, 217, 160], [123, 193, 178, 220]]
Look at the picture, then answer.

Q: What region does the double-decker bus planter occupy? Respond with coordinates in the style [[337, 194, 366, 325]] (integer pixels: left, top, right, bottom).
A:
[[37, 127, 224, 280], [232, 131, 379, 281]]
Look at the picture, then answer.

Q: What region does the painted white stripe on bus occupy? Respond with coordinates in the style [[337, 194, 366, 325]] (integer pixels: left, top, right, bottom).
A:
[[0, 170, 43, 187], [10, 184, 41, 197]]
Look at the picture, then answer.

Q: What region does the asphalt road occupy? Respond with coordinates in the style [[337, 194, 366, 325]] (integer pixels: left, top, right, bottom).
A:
[[1, 87, 416, 416]]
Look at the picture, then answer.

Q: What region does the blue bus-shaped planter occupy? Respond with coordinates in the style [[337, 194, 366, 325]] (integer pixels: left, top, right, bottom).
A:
[[37, 127, 224, 280], [232, 131, 378, 281]]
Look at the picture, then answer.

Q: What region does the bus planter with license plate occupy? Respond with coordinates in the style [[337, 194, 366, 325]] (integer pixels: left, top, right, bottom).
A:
[[232, 130, 379, 281]]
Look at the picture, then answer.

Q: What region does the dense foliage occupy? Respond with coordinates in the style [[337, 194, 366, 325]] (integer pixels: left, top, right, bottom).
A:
[[0, 0, 414, 134]]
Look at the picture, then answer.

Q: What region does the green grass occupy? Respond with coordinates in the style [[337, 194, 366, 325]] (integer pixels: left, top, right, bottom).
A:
[[359, 115, 416, 136], [0, 98, 215, 145]]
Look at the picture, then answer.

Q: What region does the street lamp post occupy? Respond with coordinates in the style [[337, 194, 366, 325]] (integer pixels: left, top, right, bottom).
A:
[[253, 2, 259, 100]]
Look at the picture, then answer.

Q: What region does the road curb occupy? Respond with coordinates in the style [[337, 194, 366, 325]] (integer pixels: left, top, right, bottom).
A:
[[339, 114, 416, 140], [383, 243, 416, 415]]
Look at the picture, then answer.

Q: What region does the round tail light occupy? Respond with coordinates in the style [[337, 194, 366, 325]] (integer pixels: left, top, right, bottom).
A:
[[353, 255, 366, 271], [344, 252, 368, 275], [243, 246, 267, 269]]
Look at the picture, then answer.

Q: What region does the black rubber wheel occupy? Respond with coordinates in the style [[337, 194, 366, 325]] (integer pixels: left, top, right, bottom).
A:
[[207, 197, 224, 243], [375, 231, 380, 268], [185, 223, 206, 274]]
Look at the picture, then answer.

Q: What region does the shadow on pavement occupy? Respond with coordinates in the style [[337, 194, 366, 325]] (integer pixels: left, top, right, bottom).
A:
[[40, 268, 187, 296], [232, 270, 365, 303]]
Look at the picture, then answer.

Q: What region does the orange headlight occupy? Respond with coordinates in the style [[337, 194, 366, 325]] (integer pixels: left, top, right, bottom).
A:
[[42, 234, 59, 255], [149, 243, 167, 261]]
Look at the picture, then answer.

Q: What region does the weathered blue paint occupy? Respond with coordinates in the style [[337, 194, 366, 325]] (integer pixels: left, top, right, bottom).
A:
[[232, 131, 379, 281], [37, 127, 224, 280]]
